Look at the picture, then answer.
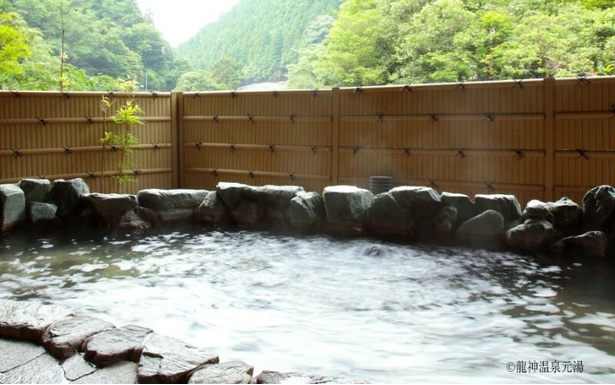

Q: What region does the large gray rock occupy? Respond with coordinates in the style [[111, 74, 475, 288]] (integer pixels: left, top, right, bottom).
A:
[[83, 193, 137, 215], [230, 200, 263, 227], [82, 193, 138, 226], [118, 210, 152, 230], [28, 202, 58, 223], [195, 191, 229, 224], [0, 299, 74, 343], [156, 208, 196, 222], [0, 339, 46, 373], [18, 179, 51, 203], [255, 370, 368, 384], [583, 185, 615, 228], [137, 333, 219, 384], [188, 361, 254, 384], [323, 185, 373, 236], [137, 189, 209, 210], [42, 316, 115, 360], [433, 205, 457, 242], [244, 185, 305, 219], [216, 182, 250, 210], [0, 349, 65, 384], [137, 189, 208, 223], [387, 186, 443, 240], [288, 191, 326, 232], [441, 192, 476, 227], [82, 324, 153, 367], [366, 192, 414, 239], [522, 199, 553, 221], [48, 178, 90, 217], [389, 186, 442, 217], [456, 209, 505, 248], [474, 194, 522, 222], [550, 197, 583, 232], [523, 198, 583, 233], [505, 219, 556, 253], [551, 231, 608, 258], [0, 184, 26, 231]]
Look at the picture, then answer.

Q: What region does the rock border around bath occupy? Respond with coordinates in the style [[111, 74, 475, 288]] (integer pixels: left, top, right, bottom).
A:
[[1, 179, 614, 258]]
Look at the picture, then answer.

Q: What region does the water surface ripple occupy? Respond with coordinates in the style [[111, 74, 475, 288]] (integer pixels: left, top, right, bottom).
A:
[[1, 226, 614, 383]]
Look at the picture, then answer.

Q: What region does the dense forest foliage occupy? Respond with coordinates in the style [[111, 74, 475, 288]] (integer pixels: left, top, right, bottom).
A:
[[288, 0, 615, 88], [0, 0, 188, 91], [175, 0, 341, 88], [1, 0, 615, 91]]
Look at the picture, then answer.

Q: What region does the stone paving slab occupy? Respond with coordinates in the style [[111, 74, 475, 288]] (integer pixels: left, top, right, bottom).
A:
[[82, 324, 153, 367], [0, 338, 46, 373], [0, 349, 66, 384], [188, 361, 254, 384], [62, 353, 97, 381], [137, 333, 219, 384], [43, 316, 116, 360], [72, 361, 138, 384], [256, 370, 370, 384], [0, 299, 74, 343]]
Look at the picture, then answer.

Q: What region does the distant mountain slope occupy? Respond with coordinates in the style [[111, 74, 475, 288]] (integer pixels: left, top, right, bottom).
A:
[[176, 0, 342, 84]]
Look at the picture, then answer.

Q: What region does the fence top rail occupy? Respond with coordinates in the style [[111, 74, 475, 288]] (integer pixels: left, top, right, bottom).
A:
[[337, 79, 549, 94], [183, 88, 334, 98], [0, 90, 172, 98], [553, 75, 615, 86]]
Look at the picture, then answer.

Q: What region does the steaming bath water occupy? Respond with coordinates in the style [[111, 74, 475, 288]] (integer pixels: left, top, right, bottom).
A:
[[1, 225, 614, 383]]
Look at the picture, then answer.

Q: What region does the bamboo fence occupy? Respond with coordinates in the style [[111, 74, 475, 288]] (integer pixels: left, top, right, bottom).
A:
[[2, 77, 615, 205], [0, 91, 177, 194]]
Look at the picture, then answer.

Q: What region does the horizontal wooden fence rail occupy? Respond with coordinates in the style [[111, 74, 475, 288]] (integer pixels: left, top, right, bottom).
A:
[[2, 77, 615, 205]]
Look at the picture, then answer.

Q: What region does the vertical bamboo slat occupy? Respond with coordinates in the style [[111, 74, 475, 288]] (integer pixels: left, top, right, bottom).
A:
[[544, 77, 555, 202]]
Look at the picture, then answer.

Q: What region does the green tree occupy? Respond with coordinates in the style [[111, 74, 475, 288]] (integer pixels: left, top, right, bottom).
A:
[[581, 0, 615, 9], [8, 0, 185, 91], [390, 0, 477, 83], [210, 57, 245, 90], [287, 15, 335, 88], [173, 71, 218, 91], [0, 11, 31, 86], [312, 0, 388, 87]]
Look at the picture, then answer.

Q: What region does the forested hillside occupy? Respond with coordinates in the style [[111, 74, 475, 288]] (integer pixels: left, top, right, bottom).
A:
[[2, 0, 615, 92], [288, 0, 615, 88], [0, 0, 187, 91], [175, 0, 341, 87]]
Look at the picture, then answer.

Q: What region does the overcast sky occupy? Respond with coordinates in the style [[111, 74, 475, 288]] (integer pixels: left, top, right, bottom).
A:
[[135, 0, 239, 47]]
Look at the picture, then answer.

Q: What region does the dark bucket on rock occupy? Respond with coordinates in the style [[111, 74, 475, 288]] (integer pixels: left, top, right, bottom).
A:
[[369, 176, 393, 195]]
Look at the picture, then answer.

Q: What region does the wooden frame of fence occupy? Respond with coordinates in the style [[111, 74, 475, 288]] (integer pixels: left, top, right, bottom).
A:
[[2, 77, 615, 205]]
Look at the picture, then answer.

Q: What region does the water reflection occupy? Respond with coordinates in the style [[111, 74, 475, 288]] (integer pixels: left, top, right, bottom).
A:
[[1, 225, 614, 383]]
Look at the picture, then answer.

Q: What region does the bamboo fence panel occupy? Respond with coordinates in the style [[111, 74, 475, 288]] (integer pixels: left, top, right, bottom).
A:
[[180, 90, 333, 192], [3, 77, 615, 206], [553, 77, 615, 203], [336, 80, 547, 204], [0, 91, 175, 192]]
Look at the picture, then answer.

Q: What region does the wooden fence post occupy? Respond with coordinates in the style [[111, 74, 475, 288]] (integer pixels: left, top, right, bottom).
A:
[[172, 92, 182, 189], [331, 87, 340, 186], [544, 77, 555, 202]]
